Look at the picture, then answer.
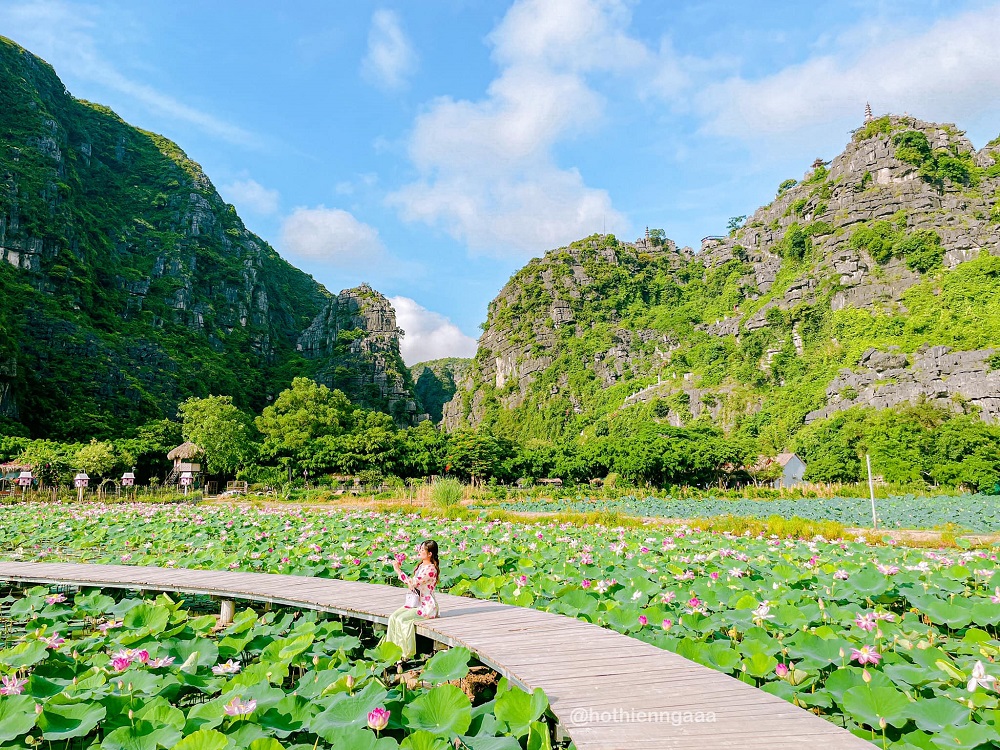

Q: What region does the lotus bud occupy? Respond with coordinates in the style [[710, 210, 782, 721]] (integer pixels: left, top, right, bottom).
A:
[[72, 650, 79, 659], [878, 717, 887, 730], [862, 669, 871, 684], [118, 680, 124, 690], [35, 703, 43, 714], [128, 682, 133, 691], [128, 710, 134, 720], [346, 674, 356, 689], [26, 736, 35, 746], [839, 648, 845, 658], [313, 655, 320, 666]]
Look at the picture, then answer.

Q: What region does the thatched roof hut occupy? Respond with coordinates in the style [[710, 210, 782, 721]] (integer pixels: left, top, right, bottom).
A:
[[167, 442, 202, 461]]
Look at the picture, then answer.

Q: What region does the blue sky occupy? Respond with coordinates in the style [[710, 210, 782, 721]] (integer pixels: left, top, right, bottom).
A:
[[4, 0, 1000, 363]]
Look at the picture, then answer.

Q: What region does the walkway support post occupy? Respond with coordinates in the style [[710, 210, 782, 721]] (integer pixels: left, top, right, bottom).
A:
[[219, 599, 235, 626]]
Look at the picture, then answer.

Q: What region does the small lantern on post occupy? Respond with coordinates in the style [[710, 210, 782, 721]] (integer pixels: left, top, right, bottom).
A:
[[17, 469, 33, 501], [180, 471, 193, 496], [74, 471, 89, 502], [122, 469, 135, 498]]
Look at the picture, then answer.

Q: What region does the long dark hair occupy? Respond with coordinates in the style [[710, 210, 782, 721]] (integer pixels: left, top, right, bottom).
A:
[[418, 539, 440, 578]]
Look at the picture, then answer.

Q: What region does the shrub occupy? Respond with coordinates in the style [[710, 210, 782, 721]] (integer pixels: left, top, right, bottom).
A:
[[431, 477, 464, 508]]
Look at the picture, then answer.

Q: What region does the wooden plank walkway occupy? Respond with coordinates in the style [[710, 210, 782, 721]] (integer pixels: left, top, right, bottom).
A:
[[0, 562, 871, 750]]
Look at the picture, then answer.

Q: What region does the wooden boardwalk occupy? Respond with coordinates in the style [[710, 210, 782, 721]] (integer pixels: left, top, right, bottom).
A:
[[0, 562, 871, 750]]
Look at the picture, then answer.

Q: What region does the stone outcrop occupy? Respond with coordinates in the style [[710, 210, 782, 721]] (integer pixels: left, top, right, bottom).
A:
[[0, 37, 416, 435], [806, 346, 1000, 424], [444, 114, 1000, 436], [298, 285, 420, 425]]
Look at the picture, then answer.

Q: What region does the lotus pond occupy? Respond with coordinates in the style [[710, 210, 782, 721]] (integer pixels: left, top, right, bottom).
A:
[[475, 493, 1000, 532], [0, 585, 550, 749], [2, 503, 1000, 748]]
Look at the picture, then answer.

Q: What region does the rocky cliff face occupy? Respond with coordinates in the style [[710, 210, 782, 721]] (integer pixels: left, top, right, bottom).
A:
[[411, 358, 470, 424], [445, 115, 1000, 438], [297, 284, 420, 425], [0, 38, 417, 437]]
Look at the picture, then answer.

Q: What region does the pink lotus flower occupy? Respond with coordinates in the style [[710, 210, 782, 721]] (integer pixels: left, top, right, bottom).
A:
[[223, 697, 256, 717], [367, 706, 390, 732], [42, 634, 65, 648], [581, 579, 591, 589], [517, 575, 527, 586], [688, 597, 701, 608], [394, 552, 406, 564], [45, 594, 66, 605], [638, 615, 648, 627], [854, 613, 876, 632], [775, 663, 789, 678], [991, 587, 1000, 604], [0, 675, 27, 696], [876, 564, 899, 576], [212, 660, 242, 675], [661, 619, 673, 630], [96, 620, 123, 633], [851, 646, 881, 665], [661, 592, 676, 604], [111, 657, 132, 672], [134, 650, 150, 664], [148, 656, 175, 668], [833, 570, 849, 580], [708, 571, 719, 581]]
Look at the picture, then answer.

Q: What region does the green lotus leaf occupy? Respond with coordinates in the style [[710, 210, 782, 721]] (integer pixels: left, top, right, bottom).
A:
[[258, 694, 316, 737], [400, 730, 451, 750], [527, 720, 552, 750], [135, 698, 186, 732], [364, 641, 402, 668], [248, 740, 285, 750], [494, 681, 547, 738], [261, 634, 314, 663], [310, 682, 389, 740], [905, 697, 970, 734], [930, 722, 1000, 750], [102, 721, 182, 750], [460, 737, 520, 750], [403, 684, 472, 738], [37, 701, 107, 740], [841, 685, 912, 729], [741, 652, 778, 678], [123, 604, 170, 634], [0, 694, 36, 743], [0, 641, 49, 668], [170, 729, 229, 750], [420, 647, 471, 685]]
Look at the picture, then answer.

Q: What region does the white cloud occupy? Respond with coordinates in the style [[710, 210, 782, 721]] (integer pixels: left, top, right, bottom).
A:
[[279, 207, 386, 269], [220, 178, 279, 215], [0, 0, 258, 147], [390, 296, 478, 365], [388, 0, 646, 256], [697, 6, 1000, 138], [361, 9, 417, 91]]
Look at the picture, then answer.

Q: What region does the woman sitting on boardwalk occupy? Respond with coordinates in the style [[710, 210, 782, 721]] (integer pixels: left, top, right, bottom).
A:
[[386, 539, 440, 658]]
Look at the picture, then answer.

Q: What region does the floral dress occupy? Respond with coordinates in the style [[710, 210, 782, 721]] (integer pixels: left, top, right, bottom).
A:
[[399, 562, 439, 618]]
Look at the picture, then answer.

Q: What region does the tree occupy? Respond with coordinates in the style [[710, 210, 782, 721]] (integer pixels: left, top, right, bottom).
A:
[[727, 215, 747, 233], [254, 378, 355, 467], [647, 228, 666, 247], [177, 395, 258, 474], [445, 430, 517, 485], [75, 439, 118, 478]]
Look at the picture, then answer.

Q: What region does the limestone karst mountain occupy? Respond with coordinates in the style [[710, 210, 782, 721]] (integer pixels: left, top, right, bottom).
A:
[[0, 37, 417, 437], [444, 115, 1000, 445]]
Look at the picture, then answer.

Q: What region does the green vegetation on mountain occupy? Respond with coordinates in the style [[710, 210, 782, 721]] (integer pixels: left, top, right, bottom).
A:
[[411, 358, 471, 422], [442, 114, 1000, 488], [0, 37, 416, 439]]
